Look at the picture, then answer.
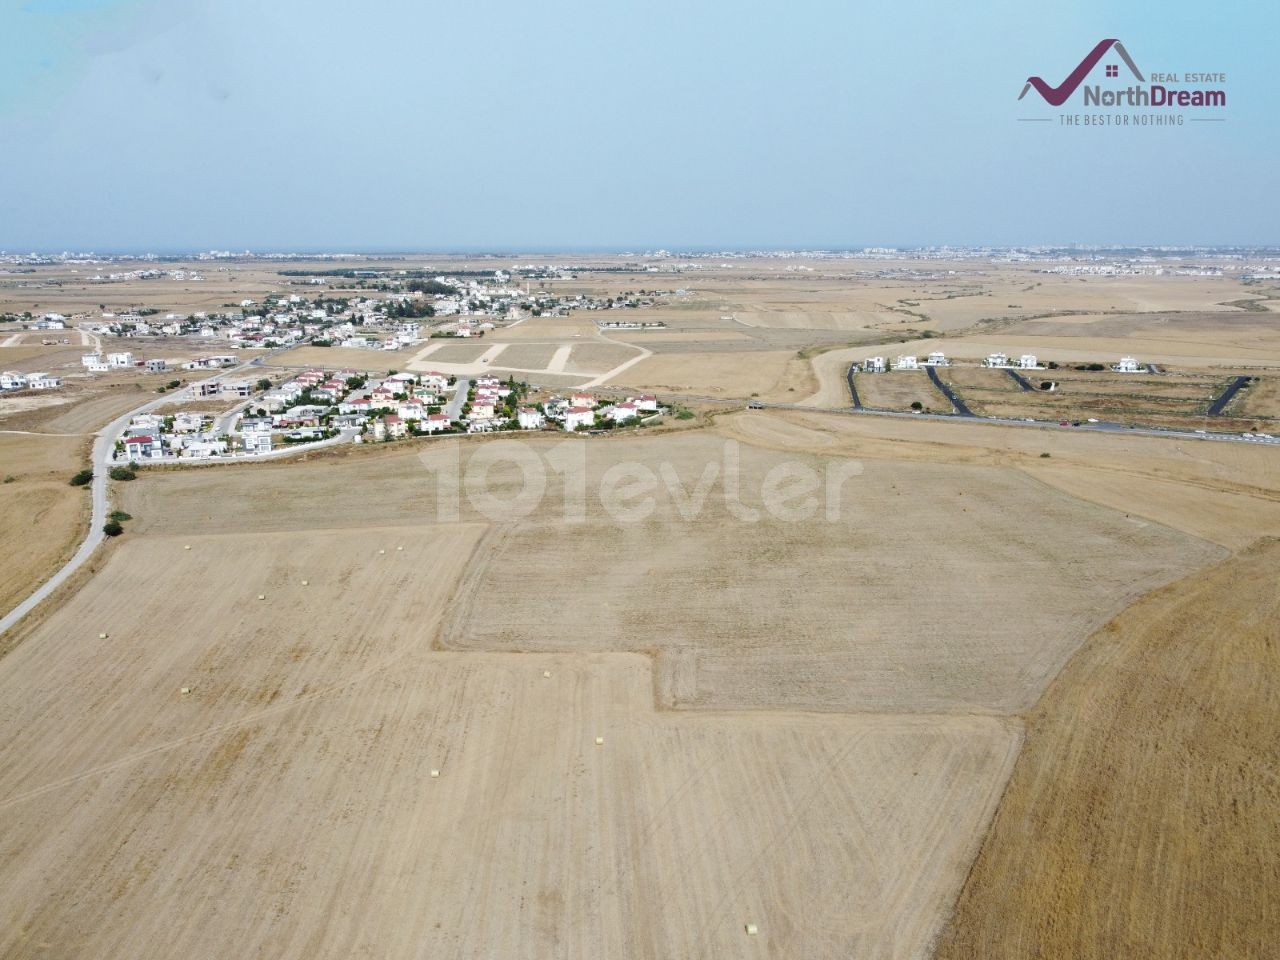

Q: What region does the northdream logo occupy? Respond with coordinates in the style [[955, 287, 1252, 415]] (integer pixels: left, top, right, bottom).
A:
[[1018, 39, 1226, 123]]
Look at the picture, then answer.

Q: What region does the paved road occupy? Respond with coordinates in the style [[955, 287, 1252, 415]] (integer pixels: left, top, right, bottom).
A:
[[925, 365, 975, 416], [445, 378, 470, 422], [660, 390, 1280, 447], [0, 344, 299, 639], [1207, 376, 1252, 416], [1004, 368, 1035, 392], [845, 365, 862, 408]]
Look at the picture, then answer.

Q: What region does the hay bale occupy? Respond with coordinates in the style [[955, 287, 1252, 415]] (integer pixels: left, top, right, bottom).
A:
[[745, 923, 759, 936], [430, 769, 440, 778], [595, 736, 605, 746], [180, 686, 192, 695]]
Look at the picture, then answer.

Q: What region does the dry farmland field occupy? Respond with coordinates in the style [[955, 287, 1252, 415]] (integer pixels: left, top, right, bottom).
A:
[[854, 370, 951, 413], [2, 256, 1279, 959]]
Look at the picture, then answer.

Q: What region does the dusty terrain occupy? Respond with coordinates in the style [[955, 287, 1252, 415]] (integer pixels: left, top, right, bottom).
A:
[[936, 540, 1280, 960]]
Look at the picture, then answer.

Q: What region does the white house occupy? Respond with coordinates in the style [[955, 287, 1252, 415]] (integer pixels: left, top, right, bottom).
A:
[[172, 412, 205, 433], [563, 406, 595, 431], [893, 355, 919, 371], [240, 417, 273, 454], [609, 401, 639, 423], [183, 438, 228, 459], [1018, 354, 1039, 369], [517, 407, 545, 430], [984, 352, 1009, 368], [570, 391, 596, 408], [633, 394, 659, 412], [122, 435, 164, 460], [862, 356, 887, 373], [924, 351, 949, 366], [106, 351, 134, 368], [28, 372, 62, 390], [1114, 357, 1142, 373], [421, 413, 451, 434], [0, 371, 29, 390], [144, 358, 168, 373], [81, 353, 103, 368]]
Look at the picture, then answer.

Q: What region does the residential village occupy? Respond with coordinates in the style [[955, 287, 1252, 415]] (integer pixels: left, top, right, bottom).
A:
[[109, 366, 667, 464]]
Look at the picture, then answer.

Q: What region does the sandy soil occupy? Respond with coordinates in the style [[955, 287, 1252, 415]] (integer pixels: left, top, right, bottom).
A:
[[936, 540, 1280, 960]]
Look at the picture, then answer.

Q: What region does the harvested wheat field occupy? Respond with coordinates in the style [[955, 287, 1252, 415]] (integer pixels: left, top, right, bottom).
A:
[[436, 432, 1220, 714], [609, 350, 808, 400], [0, 527, 1020, 960], [1232, 376, 1280, 419], [0, 432, 90, 616], [717, 409, 1280, 549], [267, 345, 405, 371], [936, 540, 1280, 960]]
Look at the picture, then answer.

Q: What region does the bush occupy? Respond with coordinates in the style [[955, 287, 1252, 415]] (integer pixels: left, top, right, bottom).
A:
[[109, 466, 137, 481], [675, 410, 695, 420], [102, 520, 124, 537], [69, 469, 93, 487], [2, 475, 14, 484], [910, 401, 924, 411], [1040, 452, 1051, 458], [110, 510, 132, 522]]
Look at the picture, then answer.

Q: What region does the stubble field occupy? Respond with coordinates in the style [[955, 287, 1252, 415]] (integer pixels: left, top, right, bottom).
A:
[[0, 522, 1023, 959]]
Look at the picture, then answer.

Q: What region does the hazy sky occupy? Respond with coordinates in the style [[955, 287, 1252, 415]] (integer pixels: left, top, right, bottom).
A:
[[1, 0, 1274, 250]]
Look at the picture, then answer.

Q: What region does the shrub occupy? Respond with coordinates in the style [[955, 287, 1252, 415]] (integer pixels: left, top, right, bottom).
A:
[[69, 469, 93, 487], [109, 466, 136, 481], [675, 410, 695, 420], [110, 510, 132, 522], [102, 520, 124, 537], [910, 401, 923, 411], [1040, 452, 1051, 458], [2, 475, 14, 484]]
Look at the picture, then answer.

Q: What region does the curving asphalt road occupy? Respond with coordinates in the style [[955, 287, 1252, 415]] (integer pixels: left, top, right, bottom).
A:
[[0, 345, 305, 639]]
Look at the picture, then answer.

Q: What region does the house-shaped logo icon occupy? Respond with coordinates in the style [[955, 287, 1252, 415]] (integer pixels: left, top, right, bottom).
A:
[[1019, 39, 1144, 105]]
